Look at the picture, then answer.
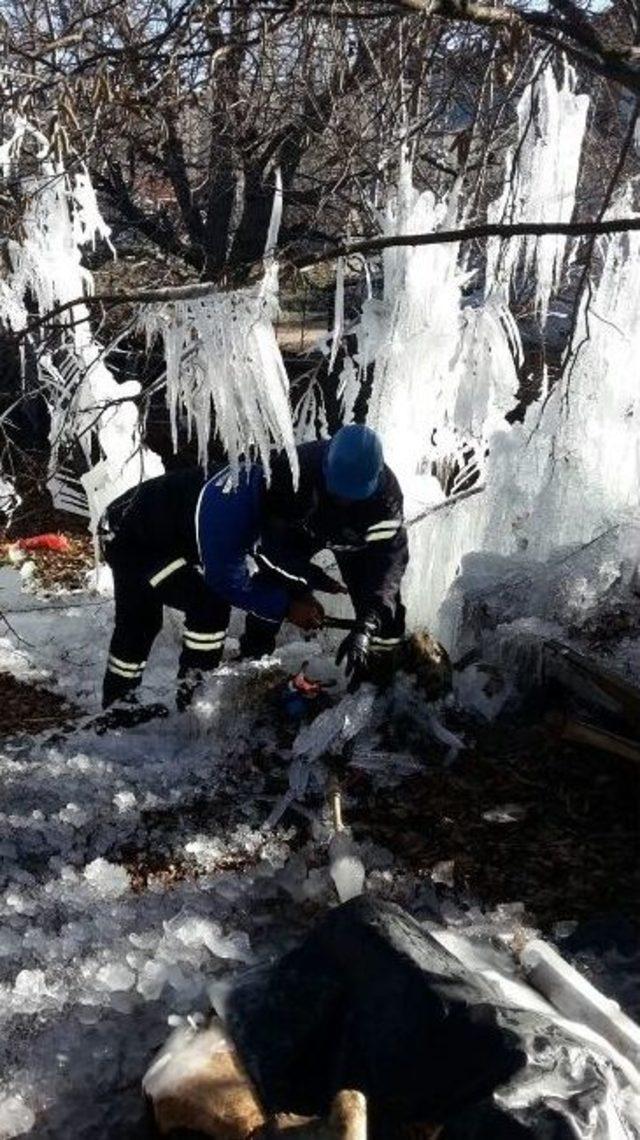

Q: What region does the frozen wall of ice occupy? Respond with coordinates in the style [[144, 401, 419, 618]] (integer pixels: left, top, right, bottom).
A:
[[364, 159, 519, 517]]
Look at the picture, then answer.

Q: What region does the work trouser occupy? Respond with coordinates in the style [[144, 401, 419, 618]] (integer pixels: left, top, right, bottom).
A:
[[102, 560, 229, 708]]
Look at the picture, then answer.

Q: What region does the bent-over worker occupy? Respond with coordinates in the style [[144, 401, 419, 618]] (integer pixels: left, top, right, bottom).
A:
[[99, 424, 408, 716]]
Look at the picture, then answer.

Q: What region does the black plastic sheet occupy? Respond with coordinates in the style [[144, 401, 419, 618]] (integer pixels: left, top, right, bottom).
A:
[[226, 897, 639, 1138]]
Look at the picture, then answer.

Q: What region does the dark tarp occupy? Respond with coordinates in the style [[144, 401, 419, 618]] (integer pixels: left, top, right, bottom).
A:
[[225, 897, 638, 1139]]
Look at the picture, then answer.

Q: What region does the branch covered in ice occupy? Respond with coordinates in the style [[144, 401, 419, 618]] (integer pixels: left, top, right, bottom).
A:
[[9, 213, 640, 336], [139, 274, 298, 485]]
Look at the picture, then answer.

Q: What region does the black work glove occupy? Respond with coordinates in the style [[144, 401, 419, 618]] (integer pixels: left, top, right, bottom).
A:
[[335, 616, 379, 689]]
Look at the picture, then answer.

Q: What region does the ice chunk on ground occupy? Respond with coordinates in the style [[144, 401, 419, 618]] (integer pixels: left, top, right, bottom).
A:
[[292, 688, 377, 765], [267, 690, 378, 828], [164, 913, 253, 964], [0, 1094, 35, 1138], [96, 962, 136, 992], [137, 961, 169, 1001], [329, 831, 366, 903], [84, 858, 130, 899], [12, 968, 48, 1013]]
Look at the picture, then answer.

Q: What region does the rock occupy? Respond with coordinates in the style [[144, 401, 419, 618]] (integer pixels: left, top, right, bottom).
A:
[[144, 1020, 371, 1139], [144, 1020, 266, 1138]]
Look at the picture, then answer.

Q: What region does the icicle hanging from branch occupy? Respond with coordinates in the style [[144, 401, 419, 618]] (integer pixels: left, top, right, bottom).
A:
[[0, 117, 162, 530], [486, 63, 589, 323], [139, 271, 298, 486]]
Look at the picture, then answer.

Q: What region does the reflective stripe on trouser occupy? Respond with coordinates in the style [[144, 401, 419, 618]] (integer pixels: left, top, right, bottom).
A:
[[103, 560, 229, 707], [103, 570, 163, 707], [179, 628, 226, 673], [107, 653, 147, 679]]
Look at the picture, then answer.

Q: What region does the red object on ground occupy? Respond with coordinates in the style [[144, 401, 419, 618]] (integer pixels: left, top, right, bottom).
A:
[[289, 669, 324, 699], [14, 533, 72, 553]]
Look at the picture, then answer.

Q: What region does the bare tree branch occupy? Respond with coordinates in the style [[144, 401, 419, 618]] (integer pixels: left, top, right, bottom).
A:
[[5, 213, 640, 341], [390, 0, 640, 94]]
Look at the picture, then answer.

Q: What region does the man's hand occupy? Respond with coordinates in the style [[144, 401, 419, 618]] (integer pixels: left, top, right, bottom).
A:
[[335, 616, 378, 680], [287, 594, 325, 631]]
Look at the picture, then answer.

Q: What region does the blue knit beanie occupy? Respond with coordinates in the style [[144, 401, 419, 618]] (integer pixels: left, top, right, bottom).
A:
[[324, 425, 384, 500]]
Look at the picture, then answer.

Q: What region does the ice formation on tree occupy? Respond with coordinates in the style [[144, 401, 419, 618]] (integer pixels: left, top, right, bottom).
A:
[[486, 63, 589, 324], [359, 157, 520, 517], [351, 66, 638, 651], [294, 379, 329, 442], [140, 267, 298, 486], [139, 164, 297, 485], [0, 116, 162, 529], [0, 122, 297, 525]]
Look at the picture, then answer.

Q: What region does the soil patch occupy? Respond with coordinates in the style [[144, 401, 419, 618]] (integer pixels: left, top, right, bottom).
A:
[[0, 671, 78, 735], [354, 717, 639, 930]]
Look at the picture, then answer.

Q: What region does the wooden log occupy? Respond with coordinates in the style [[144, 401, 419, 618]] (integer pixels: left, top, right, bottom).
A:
[[544, 639, 640, 727], [145, 1021, 372, 1139], [553, 712, 640, 767], [328, 1090, 367, 1140]]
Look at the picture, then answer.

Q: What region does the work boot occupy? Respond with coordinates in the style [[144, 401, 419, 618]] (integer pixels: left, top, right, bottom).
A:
[[102, 670, 141, 710], [94, 698, 169, 734]]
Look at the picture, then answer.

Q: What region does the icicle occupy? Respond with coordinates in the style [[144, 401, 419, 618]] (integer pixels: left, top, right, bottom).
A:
[[294, 381, 328, 443], [327, 257, 345, 374], [263, 167, 283, 265], [0, 119, 162, 528], [140, 281, 298, 487], [486, 63, 589, 324]]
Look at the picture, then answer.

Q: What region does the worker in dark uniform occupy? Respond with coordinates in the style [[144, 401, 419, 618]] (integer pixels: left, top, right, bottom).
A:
[[99, 425, 408, 718]]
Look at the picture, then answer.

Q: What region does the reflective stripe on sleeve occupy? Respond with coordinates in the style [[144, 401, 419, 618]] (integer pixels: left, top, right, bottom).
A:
[[256, 551, 308, 585], [370, 636, 403, 653], [366, 531, 399, 543], [149, 557, 187, 587], [366, 519, 401, 542]]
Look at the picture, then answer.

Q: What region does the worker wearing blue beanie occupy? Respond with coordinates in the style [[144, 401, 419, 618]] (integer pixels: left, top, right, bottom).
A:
[[324, 424, 384, 501], [99, 424, 408, 721], [240, 423, 408, 689]]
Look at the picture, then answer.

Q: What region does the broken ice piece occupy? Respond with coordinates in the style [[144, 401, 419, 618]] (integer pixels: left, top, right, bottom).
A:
[[482, 804, 526, 824], [553, 920, 578, 940], [113, 790, 136, 812], [431, 860, 455, 888], [137, 961, 169, 1001], [84, 858, 130, 898], [329, 831, 365, 903], [95, 962, 135, 992], [0, 1094, 35, 1138]]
